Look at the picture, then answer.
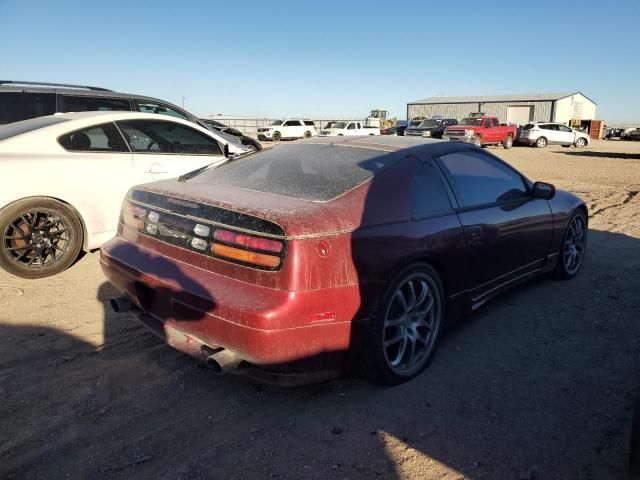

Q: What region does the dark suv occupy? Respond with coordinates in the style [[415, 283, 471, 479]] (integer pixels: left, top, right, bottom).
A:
[[0, 80, 261, 150], [404, 118, 458, 138]]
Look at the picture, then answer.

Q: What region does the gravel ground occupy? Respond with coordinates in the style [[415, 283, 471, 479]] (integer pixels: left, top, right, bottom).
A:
[[1, 139, 639, 480]]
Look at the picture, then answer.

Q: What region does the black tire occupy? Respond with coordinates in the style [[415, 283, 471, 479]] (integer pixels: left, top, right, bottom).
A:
[[272, 131, 281, 141], [553, 209, 588, 280], [303, 131, 312, 139], [362, 262, 444, 385], [0, 197, 83, 279], [472, 136, 482, 147], [502, 134, 513, 149], [535, 136, 548, 148], [575, 137, 587, 148], [241, 137, 262, 151]]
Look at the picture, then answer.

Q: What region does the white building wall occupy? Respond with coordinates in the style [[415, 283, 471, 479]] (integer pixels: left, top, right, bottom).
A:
[[553, 94, 597, 124]]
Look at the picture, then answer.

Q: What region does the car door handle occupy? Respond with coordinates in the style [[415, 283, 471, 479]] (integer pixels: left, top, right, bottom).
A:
[[146, 163, 167, 174]]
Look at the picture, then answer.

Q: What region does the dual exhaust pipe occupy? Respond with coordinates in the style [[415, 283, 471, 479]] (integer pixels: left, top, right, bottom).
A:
[[110, 295, 244, 375]]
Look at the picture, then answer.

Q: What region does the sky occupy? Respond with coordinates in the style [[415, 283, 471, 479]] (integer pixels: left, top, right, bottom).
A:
[[1, 0, 639, 123]]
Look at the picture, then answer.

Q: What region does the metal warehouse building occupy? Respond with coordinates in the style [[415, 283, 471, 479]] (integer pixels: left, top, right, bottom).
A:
[[407, 92, 597, 126]]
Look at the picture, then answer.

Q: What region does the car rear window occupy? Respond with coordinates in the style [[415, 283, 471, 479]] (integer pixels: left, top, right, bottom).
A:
[[304, 120, 316, 126], [0, 116, 69, 142], [193, 144, 405, 201], [522, 124, 535, 130]]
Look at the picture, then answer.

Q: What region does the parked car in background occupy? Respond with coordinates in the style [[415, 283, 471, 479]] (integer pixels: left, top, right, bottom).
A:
[[256, 119, 317, 141], [0, 81, 256, 153], [319, 121, 379, 136], [604, 127, 625, 140], [518, 122, 590, 148], [624, 128, 640, 141], [200, 119, 262, 151], [381, 121, 408, 136], [444, 116, 517, 149], [0, 111, 245, 278], [405, 118, 458, 138], [102, 136, 587, 385]]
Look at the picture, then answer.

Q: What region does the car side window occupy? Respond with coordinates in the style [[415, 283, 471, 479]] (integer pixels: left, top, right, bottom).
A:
[[0, 92, 56, 124], [136, 100, 188, 120], [347, 123, 356, 130], [492, 118, 500, 127], [286, 120, 301, 127], [558, 125, 572, 132], [304, 120, 315, 126], [117, 120, 223, 155], [437, 151, 528, 207], [60, 95, 132, 112], [484, 119, 492, 128], [58, 122, 129, 152], [412, 161, 453, 217]]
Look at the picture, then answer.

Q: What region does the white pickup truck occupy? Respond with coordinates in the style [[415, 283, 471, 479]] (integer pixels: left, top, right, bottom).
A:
[[319, 121, 380, 137]]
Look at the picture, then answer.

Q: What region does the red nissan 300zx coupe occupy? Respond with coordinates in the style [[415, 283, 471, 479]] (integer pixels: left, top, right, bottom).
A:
[[101, 137, 587, 385]]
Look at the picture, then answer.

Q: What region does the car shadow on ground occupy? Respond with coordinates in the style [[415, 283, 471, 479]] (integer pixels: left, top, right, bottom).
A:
[[1, 227, 639, 480], [562, 151, 640, 160]]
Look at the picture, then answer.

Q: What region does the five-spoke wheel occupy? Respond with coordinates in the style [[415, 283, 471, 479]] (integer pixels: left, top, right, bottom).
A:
[[364, 263, 443, 385], [554, 210, 588, 279]]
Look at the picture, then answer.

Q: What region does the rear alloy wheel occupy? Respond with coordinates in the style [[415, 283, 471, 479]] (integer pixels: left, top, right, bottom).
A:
[[503, 134, 513, 149], [303, 131, 312, 139], [553, 210, 587, 280], [0, 198, 83, 279], [535, 136, 548, 148], [364, 263, 444, 385], [272, 131, 281, 141], [575, 137, 587, 148]]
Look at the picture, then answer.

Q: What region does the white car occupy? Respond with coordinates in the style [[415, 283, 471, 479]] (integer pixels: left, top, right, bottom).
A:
[[256, 119, 317, 141], [0, 111, 245, 278], [318, 121, 380, 137], [518, 122, 590, 148]]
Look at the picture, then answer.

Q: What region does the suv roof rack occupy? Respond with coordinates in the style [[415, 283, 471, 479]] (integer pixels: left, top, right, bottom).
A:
[[0, 80, 113, 92]]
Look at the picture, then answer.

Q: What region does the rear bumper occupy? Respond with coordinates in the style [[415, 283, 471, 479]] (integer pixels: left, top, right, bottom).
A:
[[99, 237, 356, 366], [517, 137, 536, 145]]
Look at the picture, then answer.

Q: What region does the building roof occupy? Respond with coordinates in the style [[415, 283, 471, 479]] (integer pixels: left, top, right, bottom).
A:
[[408, 92, 596, 105]]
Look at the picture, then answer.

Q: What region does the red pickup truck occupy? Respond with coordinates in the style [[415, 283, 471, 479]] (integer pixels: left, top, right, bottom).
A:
[[444, 116, 517, 149]]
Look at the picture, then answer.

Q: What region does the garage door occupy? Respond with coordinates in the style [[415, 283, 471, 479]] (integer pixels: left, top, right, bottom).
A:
[[507, 106, 533, 126]]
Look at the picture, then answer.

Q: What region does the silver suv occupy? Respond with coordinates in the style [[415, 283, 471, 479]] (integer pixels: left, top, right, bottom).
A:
[[518, 122, 590, 148]]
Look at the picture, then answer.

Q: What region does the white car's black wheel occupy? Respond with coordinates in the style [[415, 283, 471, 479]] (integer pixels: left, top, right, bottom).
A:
[[0, 198, 83, 279], [575, 137, 587, 148], [535, 137, 548, 148], [272, 132, 281, 141], [303, 131, 312, 139], [363, 263, 444, 385]]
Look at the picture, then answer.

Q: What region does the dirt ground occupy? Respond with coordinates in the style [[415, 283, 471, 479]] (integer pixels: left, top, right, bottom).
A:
[[1, 139, 639, 480]]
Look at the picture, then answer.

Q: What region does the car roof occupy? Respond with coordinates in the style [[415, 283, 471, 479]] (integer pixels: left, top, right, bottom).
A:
[[0, 82, 165, 102]]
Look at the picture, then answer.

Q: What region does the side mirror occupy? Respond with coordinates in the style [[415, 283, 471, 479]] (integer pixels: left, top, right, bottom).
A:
[[532, 181, 556, 200]]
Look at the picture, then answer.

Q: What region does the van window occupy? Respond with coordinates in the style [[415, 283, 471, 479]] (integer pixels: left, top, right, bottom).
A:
[[0, 92, 56, 124], [60, 95, 132, 113], [304, 120, 315, 126], [136, 101, 188, 120]]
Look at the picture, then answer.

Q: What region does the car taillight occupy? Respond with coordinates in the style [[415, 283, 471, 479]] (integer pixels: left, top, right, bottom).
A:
[[213, 228, 283, 253], [212, 228, 283, 268], [122, 201, 147, 230]]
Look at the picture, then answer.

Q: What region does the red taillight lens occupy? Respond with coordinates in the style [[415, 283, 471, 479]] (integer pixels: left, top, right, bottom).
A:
[[214, 229, 283, 253], [122, 202, 147, 229]]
